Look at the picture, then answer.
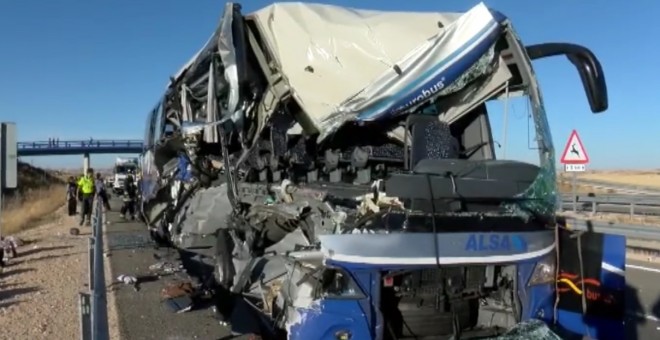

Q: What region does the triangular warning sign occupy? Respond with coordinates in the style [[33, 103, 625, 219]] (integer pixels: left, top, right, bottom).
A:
[[560, 130, 589, 164]]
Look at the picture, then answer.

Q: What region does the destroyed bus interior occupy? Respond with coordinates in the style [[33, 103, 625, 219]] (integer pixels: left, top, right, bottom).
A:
[[138, 2, 608, 339]]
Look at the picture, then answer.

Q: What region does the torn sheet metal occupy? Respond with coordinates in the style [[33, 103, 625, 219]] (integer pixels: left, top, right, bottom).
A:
[[217, 2, 240, 122], [249, 2, 504, 139], [175, 184, 232, 237], [488, 320, 562, 340]]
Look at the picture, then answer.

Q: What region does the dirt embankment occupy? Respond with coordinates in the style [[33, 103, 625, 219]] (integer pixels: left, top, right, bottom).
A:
[[2, 162, 67, 235]]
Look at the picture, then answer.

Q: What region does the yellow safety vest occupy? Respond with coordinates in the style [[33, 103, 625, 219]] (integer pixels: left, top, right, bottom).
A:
[[78, 176, 94, 194]]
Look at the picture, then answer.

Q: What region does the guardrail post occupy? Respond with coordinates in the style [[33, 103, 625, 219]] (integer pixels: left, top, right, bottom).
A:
[[630, 203, 635, 219], [91, 215, 96, 237], [591, 201, 597, 215], [79, 292, 92, 340], [572, 194, 577, 213], [88, 237, 95, 290]]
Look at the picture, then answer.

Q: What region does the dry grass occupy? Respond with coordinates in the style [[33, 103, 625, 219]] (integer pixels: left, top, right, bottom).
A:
[[579, 170, 660, 188], [1, 186, 66, 235], [557, 181, 613, 194], [1, 162, 65, 235]]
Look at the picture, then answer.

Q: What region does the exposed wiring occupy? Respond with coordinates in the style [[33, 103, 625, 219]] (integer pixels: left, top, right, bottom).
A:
[[576, 233, 592, 339], [425, 173, 461, 337], [552, 223, 560, 323], [425, 173, 442, 272], [219, 129, 239, 207], [552, 228, 593, 338], [557, 278, 583, 295], [448, 172, 457, 195], [501, 81, 510, 159], [511, 267, 521, 322]]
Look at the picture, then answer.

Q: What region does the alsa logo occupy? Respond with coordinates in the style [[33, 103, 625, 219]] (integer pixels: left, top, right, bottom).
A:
[[391, 77, 447, 114], [465, 234, 528, 252]]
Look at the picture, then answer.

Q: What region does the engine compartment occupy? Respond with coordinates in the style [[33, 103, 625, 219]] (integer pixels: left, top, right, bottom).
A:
[[233, 247, 522, 340], [381, 266, 518, 339]]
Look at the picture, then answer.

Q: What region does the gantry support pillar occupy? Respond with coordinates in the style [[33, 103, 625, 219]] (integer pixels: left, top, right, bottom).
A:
[[83, 153, 90, 174]]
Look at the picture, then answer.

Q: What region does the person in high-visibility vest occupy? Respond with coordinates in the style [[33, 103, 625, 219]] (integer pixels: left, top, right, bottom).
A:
[[77, 168, 96, 226]]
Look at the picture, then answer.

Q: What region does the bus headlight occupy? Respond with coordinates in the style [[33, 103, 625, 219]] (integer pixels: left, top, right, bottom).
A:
[[335, 330, 352, 340], [528, 255, 556, 286]]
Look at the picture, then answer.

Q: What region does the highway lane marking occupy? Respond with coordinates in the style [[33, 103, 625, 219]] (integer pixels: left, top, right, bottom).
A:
[[602, 261, 625, 276], [626, 264, 660, 274], [624, 263, 660, 327], [626, 311, 660, 323]]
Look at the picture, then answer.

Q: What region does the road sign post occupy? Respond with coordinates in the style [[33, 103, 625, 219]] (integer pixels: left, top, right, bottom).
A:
[[0, 122, 18, 238], [559, 129, 590, 213]]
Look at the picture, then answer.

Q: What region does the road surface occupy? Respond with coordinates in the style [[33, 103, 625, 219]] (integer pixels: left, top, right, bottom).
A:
[[105, 203, 235, 340], [625, 259, 660, 339], [102, 202, 660, 339]]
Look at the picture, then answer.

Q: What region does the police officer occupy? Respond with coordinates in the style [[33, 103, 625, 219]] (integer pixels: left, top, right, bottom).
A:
[[77, 168, 96, 226], [120, 174, 137, 220]]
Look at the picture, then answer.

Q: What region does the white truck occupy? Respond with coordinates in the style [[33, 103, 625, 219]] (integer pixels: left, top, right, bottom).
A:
[[113, 157, 139, 194]]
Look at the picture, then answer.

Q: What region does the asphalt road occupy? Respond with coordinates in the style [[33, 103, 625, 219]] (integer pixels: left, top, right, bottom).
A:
[[104, 202, 234, 340], [102, 201, 660, 340], [624, 259, 660, 339]]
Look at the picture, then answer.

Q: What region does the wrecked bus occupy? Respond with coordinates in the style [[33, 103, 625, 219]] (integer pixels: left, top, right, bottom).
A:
[[139, 2, 625, 339]]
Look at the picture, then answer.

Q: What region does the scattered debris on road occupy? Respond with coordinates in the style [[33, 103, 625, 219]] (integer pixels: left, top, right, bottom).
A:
[[148, 261, 183, 274], [161, 281, 195, 313]]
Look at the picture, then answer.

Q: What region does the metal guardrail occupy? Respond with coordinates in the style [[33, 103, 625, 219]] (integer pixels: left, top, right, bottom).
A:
[[18, 139, 144, 150], [559, 193, 660, 216], [562, 218, 660, 242], [79, 201, 109, 340]]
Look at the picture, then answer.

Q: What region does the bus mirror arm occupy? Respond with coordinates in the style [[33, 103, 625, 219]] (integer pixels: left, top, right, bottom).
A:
[[525, 43, 608, 113]]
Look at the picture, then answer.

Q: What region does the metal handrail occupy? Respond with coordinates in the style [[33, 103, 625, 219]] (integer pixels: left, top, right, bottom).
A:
[[560, 194, 660, 205], [561, 217, 660, 241], [79, 200, 109, 340], [559, 193, 660, 216], [18, 140, 143, 149]]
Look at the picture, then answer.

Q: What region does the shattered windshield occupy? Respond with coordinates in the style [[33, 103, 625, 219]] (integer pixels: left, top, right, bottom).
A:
[[115, 165, 137, 174], [497, 32, 556, 221]]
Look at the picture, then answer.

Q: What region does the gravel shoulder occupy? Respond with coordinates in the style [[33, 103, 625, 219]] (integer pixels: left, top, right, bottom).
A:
[[0, 206, 90, 339]]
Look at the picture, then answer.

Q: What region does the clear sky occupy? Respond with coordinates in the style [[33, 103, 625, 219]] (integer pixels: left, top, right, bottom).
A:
[[1, 0, 656, 169]]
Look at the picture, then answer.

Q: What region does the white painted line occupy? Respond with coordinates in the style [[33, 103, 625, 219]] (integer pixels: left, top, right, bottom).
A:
[[602, 262, 625, 276], [625, 264, 660, 274], [626, 311, 660, 323]]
